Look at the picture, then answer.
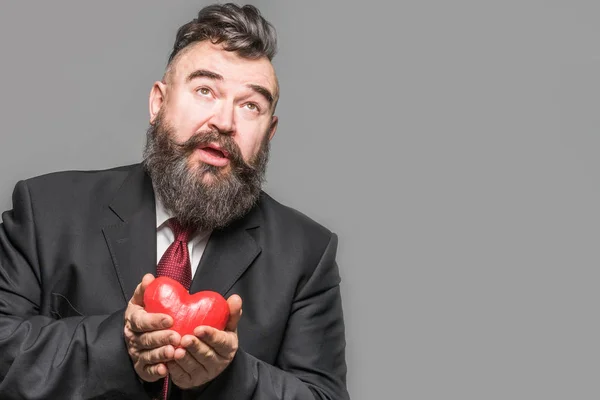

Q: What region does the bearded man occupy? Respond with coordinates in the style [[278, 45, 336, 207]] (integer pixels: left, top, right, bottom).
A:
[[0, 3, 348, 400]]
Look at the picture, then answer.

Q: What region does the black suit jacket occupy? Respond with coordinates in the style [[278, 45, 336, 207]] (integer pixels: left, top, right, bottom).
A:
[[0, 164, 348, 399]]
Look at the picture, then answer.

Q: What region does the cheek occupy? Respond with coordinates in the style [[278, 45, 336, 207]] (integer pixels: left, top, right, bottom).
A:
[[235, 125, 269, 160], [164, 98, 212, 140]]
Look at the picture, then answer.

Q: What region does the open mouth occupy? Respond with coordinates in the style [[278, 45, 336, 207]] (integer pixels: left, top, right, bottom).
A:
[[196, 144, 231, 167], [204, 147, 226, 158], [200, 145, 229, 158]]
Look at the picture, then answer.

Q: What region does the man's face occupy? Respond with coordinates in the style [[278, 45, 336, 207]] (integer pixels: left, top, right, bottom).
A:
[[149, 40, 278, 184], [143, 41, 279, 230]]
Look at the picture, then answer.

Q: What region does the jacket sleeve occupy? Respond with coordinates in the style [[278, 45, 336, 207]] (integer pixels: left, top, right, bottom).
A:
[[185, 233, 350, 400], [0, 180, 148, 399]]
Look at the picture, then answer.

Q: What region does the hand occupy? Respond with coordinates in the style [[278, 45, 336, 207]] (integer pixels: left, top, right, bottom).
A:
[[166, 294, 243, 389], [124, 273, 181, 382]]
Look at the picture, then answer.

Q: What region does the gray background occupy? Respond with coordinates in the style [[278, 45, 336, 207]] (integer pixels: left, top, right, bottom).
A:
[[0, 0, 598, 398]]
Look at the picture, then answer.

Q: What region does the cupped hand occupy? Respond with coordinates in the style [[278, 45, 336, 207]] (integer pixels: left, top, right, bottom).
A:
[[124, 273, 182, 382], [167, 294, 242, 389]]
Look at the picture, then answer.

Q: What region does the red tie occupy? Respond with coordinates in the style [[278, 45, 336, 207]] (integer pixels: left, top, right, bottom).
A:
[[156, 218, 193, 399], [157, 218, 193, 289]]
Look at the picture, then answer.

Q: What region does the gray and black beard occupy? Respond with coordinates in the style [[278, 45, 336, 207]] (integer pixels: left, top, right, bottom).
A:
[[143, 113, 269, 231]]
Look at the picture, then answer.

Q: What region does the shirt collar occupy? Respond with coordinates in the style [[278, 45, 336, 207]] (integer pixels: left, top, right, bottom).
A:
[[155, 195, 171, 229], [154, 190, 212, 240]]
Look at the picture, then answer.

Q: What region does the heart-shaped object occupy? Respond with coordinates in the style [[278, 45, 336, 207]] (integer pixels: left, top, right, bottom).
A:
[[144, 276, 230, 336]]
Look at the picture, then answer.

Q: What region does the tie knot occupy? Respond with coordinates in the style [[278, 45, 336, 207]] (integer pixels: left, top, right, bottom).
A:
[[168, 218, 193, 243]]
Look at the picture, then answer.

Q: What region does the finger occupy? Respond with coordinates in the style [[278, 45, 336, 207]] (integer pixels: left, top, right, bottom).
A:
[[193, 326, 236, 357], [124, 325, 136, 345], [141, 345, 176, 365], [225, 294, 243, 332], [131, 274, 155, 306], [167, 360, 194, 387], [136, 330, 181, 350], [173, 345, 210, 376], [142, 362, 168, 382], [130, 308, 172, 333], [180, 333, 223, 364]]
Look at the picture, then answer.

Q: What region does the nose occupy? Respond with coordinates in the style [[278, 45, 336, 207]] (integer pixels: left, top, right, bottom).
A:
[[208, 100, 235, 135]]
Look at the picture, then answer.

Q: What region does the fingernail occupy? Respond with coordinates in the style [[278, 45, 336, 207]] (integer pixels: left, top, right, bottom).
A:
[[161, 318, 170, 327]]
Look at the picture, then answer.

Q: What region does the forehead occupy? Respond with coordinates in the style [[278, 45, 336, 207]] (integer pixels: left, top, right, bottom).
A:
[[169, 41, 277, 93]]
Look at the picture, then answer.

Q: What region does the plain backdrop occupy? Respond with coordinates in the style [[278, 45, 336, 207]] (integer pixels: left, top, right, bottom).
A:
[[0, 1, 598, 399]]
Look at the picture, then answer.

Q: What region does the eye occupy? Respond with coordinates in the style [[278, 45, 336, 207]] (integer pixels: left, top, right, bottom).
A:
[[197, 87, 211, 96], [244, 102, 260, 112]]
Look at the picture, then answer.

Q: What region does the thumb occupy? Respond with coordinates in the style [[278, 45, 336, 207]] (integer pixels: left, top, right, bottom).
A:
[[131, 273, 155, 306], [225, 294, 243, 332]]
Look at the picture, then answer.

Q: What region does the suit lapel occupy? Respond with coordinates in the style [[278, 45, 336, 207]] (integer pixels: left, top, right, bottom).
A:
[[102, 164, 157, 302], [190, 205, 262, 297], [101, 163, 264, 301]]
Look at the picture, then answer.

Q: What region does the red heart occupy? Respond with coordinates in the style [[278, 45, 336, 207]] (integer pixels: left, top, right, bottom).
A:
[[143, 276, 230, 336]]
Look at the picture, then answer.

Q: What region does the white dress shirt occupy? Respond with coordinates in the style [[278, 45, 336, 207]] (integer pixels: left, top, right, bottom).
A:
[[155, 197, 211, 278]]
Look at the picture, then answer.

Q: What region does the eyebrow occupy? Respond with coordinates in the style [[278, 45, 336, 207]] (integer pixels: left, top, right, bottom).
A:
[[247, 84, 274, 108], [186, 68, 274, 108], [186, 69, 224, 82]]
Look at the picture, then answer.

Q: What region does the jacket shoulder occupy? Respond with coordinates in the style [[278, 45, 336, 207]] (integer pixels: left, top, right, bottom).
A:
[[23, 164, 135, 196], [258, 192, 334, 245], [17, 164, 138, 214], [23, 164, 136, 190]]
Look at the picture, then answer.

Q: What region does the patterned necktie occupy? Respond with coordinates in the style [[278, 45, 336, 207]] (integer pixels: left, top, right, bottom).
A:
[[157, 218, 193, 290], [156, 218, 193, 400]]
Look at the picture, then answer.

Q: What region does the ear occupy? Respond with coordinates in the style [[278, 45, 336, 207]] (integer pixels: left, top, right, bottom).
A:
[[149, 81, 167, 124], [267, 115, 278, 141]]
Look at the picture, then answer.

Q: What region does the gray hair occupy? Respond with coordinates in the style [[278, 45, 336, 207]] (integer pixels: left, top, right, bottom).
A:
[[168, 3, 278, 64]]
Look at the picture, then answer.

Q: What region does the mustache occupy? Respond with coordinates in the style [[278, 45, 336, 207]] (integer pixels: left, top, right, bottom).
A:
[[170, 130, 246, 167], [143, 119, 267, 230]]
